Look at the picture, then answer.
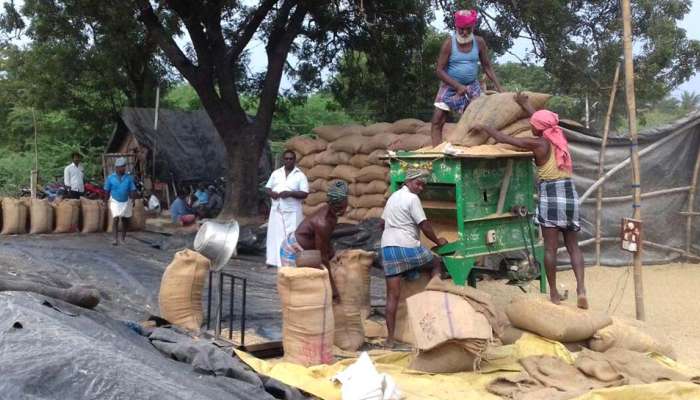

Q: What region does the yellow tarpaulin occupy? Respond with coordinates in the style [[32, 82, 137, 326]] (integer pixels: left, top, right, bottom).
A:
[[235, 334, 700, 400]]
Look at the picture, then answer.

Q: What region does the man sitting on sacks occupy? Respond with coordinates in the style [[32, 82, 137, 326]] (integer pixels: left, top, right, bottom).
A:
[[431, 9, 503, 147], [279, 180, 350, 302], [380, 169, 448, 347], [473, 93, 588, 309]]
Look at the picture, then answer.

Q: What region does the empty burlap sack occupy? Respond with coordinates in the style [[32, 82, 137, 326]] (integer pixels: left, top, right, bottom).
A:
[[589, 317, 676, 359], [277, 267, 334, 366], [345, 208, 367, 221], [303, 203, 325, 216], [356, 165, 389, 183], [506, 296, 612, 342], [309, 179, 329, 193], [298, 154, 317, 169], [285, 136, 327, 156], [128, 199, 146, 231], [80, 198, 103, 233], [361, 180, 388, 195], [362, 122, 392, 136], [409, 340, 486, 373], [1, 198, 28, 235], [307, 164, 334, 180], [331, 250, 374, 351], [354, 194, 385, 209], [501, 325, 526, 345], [390, 118, 424, 134], [54, 199, 81, 233], [367, 149, 389, 166], [313, 124, 363, 142], [315, 149, 352, 165], [329, 133, 364, 154], [360, 133, 400, 154], [305, 191, 327, 207], [29, 198, 54, 234], [330, 165, 360, 183], [388, 134, 432, 151], [349, 154, 370, 169], [159, 249, 211, 331], [394, 271, 431, 344], [364, 207, 383, 219]]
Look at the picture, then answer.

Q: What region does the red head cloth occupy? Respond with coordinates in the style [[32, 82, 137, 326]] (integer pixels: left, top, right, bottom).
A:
[[530, 109, 573, 173], [454, 9, 477, 28]]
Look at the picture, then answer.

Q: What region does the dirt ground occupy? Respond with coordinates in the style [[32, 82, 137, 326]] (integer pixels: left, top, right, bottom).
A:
[[477, 263, 700, 369]]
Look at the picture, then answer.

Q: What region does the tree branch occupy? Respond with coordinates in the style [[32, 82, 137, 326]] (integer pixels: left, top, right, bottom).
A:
[[166, 0, 213, 70], [228, 0, 278, 61]]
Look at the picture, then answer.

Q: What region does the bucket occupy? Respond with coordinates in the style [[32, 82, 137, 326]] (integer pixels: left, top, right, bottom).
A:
[[193, 221, 239, 271]]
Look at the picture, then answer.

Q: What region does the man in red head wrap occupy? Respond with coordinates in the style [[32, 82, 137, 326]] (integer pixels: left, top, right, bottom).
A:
[[431, 9, 503, 147], [472, 93, 588, 309]]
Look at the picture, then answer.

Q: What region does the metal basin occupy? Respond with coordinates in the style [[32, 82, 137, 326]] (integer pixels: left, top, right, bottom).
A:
[[194, 220, 239, 271]]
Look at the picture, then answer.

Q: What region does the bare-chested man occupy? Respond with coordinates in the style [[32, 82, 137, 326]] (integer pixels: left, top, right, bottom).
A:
[[279, 180, 349, 301]]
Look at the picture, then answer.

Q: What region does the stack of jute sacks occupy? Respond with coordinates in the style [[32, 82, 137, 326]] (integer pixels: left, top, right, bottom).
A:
[[0, 197, 146, 235]]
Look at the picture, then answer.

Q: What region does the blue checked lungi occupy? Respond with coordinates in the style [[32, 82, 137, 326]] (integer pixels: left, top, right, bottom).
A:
[[279, 233, 305, 267], [434, 81, 481, 114], [536, 178, 581, 232], [381, 246, 433, 278]]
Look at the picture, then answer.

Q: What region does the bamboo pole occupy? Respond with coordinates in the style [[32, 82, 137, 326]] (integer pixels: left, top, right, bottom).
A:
[[621, 0, 645, 320], [583, 186, 691, 204], [686, 147, 700, 253], [595, 63, 621, 266], [31, 108, 39, 199]]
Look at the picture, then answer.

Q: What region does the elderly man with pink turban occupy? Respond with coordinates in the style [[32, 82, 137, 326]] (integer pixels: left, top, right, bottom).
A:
[[473, 93, 588, 310], [431, 9, 504, 147]]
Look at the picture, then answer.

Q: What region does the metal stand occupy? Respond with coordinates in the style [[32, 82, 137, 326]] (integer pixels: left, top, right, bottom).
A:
[[206, 270, 247, 346]]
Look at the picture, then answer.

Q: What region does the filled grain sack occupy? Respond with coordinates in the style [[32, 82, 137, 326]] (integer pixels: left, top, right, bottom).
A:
[[277, 267, 334, 366], [303, 203, 325, 216], [409, 340, 485, 373], [298, 154, 317, 169], [1, 198, 28, 235], [80, 198, 103, 233], [54, 199, 81, 233], [305, 191, 327, 207], [285, 136, 327, 156], [364, 207, 384, 219], [29, 198, 54, 234], [329, 133, 364, 154], [356, 165, 389, 183], [331, 249, 374, 351], [388, 134, 432, 151], [128, 199, 146, 231], [349, 154, 370, 169], [348, 183, 361, 196], [315, 149, 352, 165], [354, 194, 385, 209], [362, 122, 392, 136], [390, 118, 424, 134], [394, 271, 431, 344], [345, 208, 367, 221], [361, 180, 388, 195], [313, 124, 363, 142], [348, 196, 361, 209], [367, 149, 389, 166], [309, 179, 329, 193], [589, 317, 676, 359], [307, 165, 334, 181], [159, 249, 210, 331], [330, 165, 360, 183], [506, 296, 612, 342], [359, 133, 400, 154]]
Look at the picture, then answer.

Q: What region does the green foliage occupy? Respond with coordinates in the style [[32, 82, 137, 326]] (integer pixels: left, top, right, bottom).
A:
[[680, 91, 699, 111], [162, 83, 202, 111], [270, 93, 359, 140]]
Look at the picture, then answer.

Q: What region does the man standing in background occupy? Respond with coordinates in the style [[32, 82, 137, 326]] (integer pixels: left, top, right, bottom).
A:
[[265, 150, 308, 268], [104, 157, 138, 246], [64, 152, 84, 199]]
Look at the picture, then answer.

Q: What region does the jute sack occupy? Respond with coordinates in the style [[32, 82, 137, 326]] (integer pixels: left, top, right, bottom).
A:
[[329, 133, 364, 154], [362, 122, 392, 136], [159, 249, 210, 331], [364, 207, 383, 219], [309, 179, 330, 193], [388, 134, 432, 151], [298, 154, 317, 169], [506, 296, 612, 342], [494, 133, 536, 152], [367, 149, 389, 166], [29, 198, 54, 234], [330, 165, 360, 183], [415, 123, 432, 136], [359, 133, 400, 154], [303, 203, 325, 216], [80, 198, 103, 233], [356, 165, 389, 183], [354, 194, 385, 209], [128, 199, 146, 231], [54, 199, 81, 233], [409, 340, 486, 373], [348, 196, 361, 209], [348, 183, 361, 196], [305, 191, 327, 207], [345, 208, 367, 221], [315, 150, 352, 166], [285, 136, 327, 156], [349, 154, 370, 169], [390, 118, 424, 134], [307, 165, 334, 181], [1, 198, 28, 235], [97, 201, 106, 231], [589, 317, 676, 359], [331, 249, 374, 351], [277, 267, 334, 366], [313, 124, 363, 142], [361, 180, 388, 195], [394, 271, 431, 344]]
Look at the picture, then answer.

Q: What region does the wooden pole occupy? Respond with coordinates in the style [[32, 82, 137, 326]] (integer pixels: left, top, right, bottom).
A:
[[31, 108, 39, 199], [686, 147, 700, 253], [621, 0, 645, 320], [584, 186, 691, 204], [153, 84, 160, 180], [595, 63, 621, 266]]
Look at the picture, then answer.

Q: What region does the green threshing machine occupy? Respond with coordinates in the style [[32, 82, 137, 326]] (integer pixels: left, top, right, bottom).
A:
[[388, 150, 547, 292]]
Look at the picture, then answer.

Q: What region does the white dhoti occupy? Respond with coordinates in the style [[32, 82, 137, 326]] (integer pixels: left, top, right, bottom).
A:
[[110, 198, 133, 218], [266, 204, 303, 267]]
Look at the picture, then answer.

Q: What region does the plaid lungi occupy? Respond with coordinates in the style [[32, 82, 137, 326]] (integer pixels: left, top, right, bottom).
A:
[[433, 81, 481, 114], [381, 246, 433, 278], [536, 178, 581, 232], [279, 233, 305, 267]]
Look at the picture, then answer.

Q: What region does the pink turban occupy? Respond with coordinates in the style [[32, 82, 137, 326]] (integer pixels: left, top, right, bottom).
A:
[[454, 9, 477, 28], [530, 110, 573, 173]]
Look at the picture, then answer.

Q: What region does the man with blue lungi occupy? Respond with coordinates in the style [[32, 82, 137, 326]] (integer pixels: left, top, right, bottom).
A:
[[380, 169, 447, 347]]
